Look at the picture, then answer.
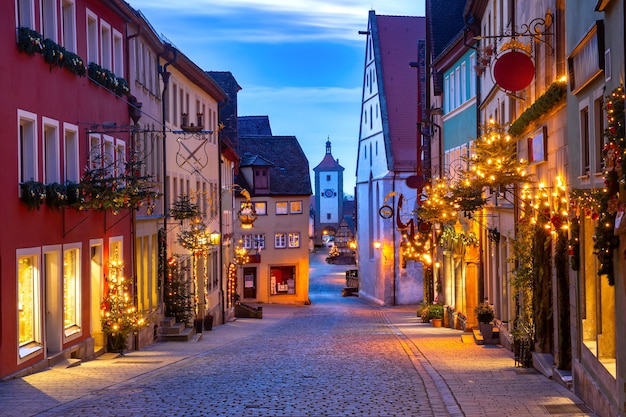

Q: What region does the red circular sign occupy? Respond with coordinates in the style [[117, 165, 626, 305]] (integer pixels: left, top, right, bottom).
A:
[[493, 50, 535, 92]]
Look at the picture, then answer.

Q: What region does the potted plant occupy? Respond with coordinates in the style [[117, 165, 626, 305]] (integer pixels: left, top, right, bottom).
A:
[[429, 304, 444, 327], [475, 302, 495, 341], [419, 303, 443, 326]]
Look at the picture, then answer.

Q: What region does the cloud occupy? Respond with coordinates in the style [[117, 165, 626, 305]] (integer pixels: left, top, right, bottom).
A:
[[132, 0, 423, 44]]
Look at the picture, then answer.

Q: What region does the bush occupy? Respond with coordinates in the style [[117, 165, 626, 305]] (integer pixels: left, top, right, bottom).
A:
[[474, 302, 495, 323]]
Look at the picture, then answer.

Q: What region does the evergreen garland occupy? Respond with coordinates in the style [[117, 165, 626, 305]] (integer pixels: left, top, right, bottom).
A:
[[508, 80, 567, 137]]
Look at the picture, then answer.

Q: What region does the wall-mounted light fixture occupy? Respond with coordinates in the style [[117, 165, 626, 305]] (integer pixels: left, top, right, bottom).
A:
[[373, 241, 382, 250]]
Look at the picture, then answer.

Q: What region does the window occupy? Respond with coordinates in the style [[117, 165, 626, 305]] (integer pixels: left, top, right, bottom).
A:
[[581, 106, 590, 175], [470, 53, 476, 97], [242, 234, 265, 250], [326, 174, 331, 181], [89, 134, 101, 169], [461, 63, 467, 103], [276, 201, 288, 215], [103, 136, 115, 177], [61, 0, 76, 52], [242, 234, 253, 249], [444, 76, 450, 113], [254, 234, 265, 250], [17, 249, 43, 358], [449, 72, 455, 109], [18, 110, 38, 183], [288, 232, 300, 248], [326, 213, 331, 220], [63, 245, 81, 337], [42, 117, 60, 184], [64, 123, 79, 183], [113, 29, 123, 76], [100, 21, 112, 70], [254, 168, 268, 189], [86, 10, 98, 64], [290, 201, 302, 214], [114, 139, 126, 177], [270, 265, 295, 295], [17, 0, 34, 28], [274, 233, 286, 248], [41, 0, 58, 42], [594, 96, 605, 174]]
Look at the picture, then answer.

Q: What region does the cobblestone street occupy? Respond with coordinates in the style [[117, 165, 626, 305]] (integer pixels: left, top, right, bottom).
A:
[[0, 249, 595, 417]]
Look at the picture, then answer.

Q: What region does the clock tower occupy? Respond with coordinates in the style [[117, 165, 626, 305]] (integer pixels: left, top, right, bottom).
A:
[[313, 139, 345, 245]]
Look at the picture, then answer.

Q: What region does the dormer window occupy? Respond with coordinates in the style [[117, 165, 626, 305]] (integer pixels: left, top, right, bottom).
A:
[[254, 167, 269, 191]]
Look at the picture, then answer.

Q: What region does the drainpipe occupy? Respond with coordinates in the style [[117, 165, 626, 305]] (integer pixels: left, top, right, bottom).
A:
[[158, 45, 177, 308], [216, 102, 225, 324]]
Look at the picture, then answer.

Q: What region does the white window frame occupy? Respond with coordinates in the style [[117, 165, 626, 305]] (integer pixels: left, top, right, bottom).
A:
[[61, 0, 76, 52], [17, 247, 43, 361], [42, 117, 60, 184], [40, 0, 58, 42], [86, 9, 98, 65], [63, 122, 79, 183], [469, 53, 476, 98], [103, 135, 115, 177], [113, 28, 123, 76], [254, 234, 265, 250], [288, 232, 300, 248], [274, 233, 287, 249], [18, 109, 38, 185], [16, 0, 35, 29], [290, 200, 303, 214], [276, 201, 288, 215], [242, 234, 253, 250], [89, 133, 101, 169], [253, 201, 267, 215], [579, 98, 590, 176], [114, 138, 126, 178], [100, 20, 112, 71]]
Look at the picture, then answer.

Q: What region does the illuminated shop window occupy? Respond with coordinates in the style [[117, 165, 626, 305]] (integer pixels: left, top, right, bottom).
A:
[[269, 265, 296, 295], [63, 246, 81, 337], [18, 252, 42, 358]]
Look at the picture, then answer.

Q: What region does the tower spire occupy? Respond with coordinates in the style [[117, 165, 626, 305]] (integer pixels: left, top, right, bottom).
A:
[[326, 136, 332, 154]]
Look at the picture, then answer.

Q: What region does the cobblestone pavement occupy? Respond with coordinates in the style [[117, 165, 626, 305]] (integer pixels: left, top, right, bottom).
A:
[[0, 250, 596, 417]]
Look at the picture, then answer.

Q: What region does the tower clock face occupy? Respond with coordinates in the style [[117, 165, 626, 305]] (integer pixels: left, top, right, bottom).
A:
[[323, 188, 335, 198]]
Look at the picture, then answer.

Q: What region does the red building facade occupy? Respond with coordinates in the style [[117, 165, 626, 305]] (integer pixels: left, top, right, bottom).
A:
[[0, 0, 136, 379]]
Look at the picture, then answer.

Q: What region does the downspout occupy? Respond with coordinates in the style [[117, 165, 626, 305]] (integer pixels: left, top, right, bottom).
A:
[[158, 45, 177, 307], [216, 103, 225, 325], [392, 171, 397, 306]]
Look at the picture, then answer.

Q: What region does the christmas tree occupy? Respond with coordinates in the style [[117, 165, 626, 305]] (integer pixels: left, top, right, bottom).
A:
[[164, 256, 194, 325], [101, 258, 147, 352]]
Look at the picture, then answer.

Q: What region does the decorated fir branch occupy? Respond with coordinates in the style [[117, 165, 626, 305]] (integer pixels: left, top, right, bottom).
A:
[[568, 85, 625, 286], [19, 154, 160, 214], [101, 258, 147, 352], [464, 118, 531, 191]]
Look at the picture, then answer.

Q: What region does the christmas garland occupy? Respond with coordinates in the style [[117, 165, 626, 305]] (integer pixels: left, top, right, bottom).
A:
[[569, 85, 625, 285], [508, 80, 567, 137]]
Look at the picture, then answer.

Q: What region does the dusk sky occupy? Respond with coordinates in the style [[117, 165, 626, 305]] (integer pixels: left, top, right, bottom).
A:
[[131, 0, 426, 195]]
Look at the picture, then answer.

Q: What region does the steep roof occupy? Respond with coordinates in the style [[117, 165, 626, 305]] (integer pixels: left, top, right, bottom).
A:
[[238, 116, 273, 136], [427, 0, 467, 60], [313, 140, 345, 171], [237, 135, 312, 196], [372, 13, 426, 172]]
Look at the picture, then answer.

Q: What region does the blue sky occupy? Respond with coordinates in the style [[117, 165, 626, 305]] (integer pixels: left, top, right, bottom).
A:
[[130, 0, 425, 195]]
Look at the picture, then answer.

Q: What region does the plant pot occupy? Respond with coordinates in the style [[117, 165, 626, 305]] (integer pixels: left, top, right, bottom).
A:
[[479, 322, 493, 340], [204, 314, 213, 331], [194, 318, 204, 334], [431, 318, 443, 327]]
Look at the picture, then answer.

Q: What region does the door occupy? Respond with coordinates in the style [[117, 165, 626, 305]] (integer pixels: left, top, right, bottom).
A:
[[243, 267, 256, 299]]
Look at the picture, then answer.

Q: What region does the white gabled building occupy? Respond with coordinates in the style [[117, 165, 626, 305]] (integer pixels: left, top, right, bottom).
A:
[[355, 11, 426, 305]]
